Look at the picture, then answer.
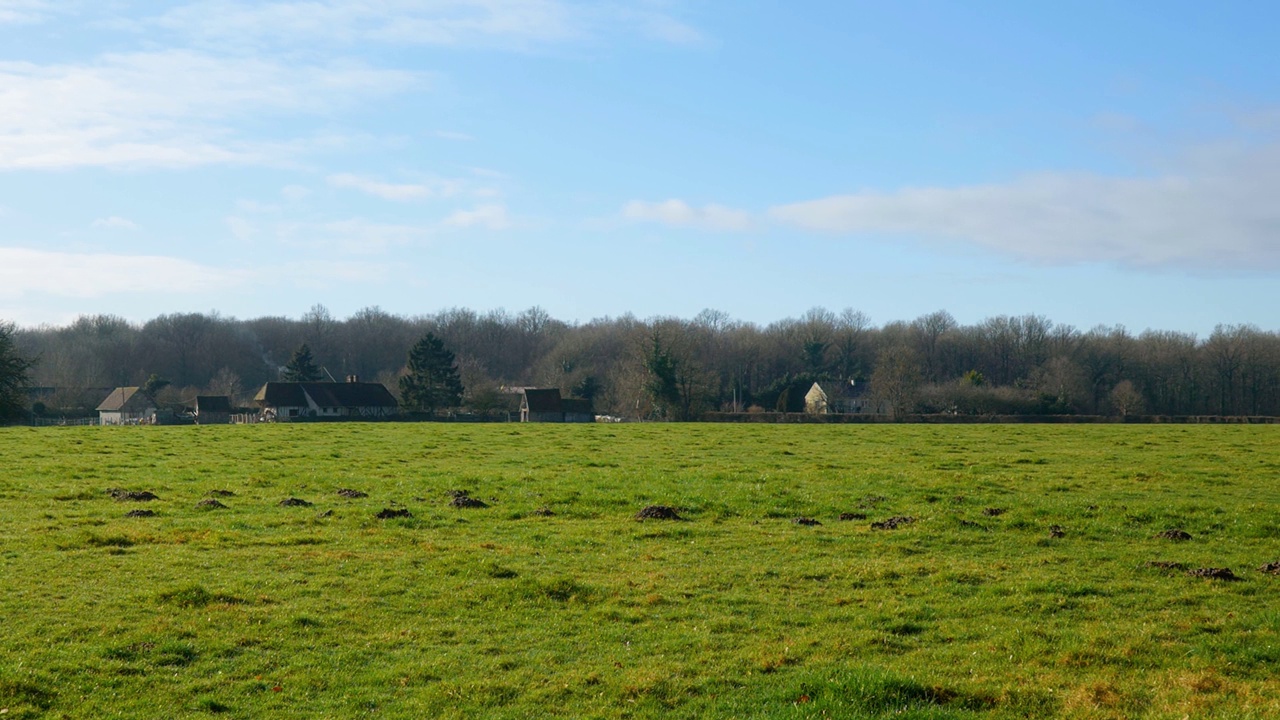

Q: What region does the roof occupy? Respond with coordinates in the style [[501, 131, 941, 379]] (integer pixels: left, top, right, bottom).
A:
[[254, 382, 398, 409], [561, 397, 594, 415], [96, 387, 155, 413], [195, 396, 232, 413], [522, 388, 562, 413]]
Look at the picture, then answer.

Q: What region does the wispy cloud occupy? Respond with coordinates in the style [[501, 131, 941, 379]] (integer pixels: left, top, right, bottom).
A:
[[434, 130, 474, 141], [153, 0, 701, 49], [327, 173, 459, 201], [0, 50, 417, 169], [0, 0, 49, 24], [443, 203, 511, 230], [770, 141, 1280, 272], [623, 199, 753, 232], [0, 247, 244, 299], [91, 216, 139, 230]]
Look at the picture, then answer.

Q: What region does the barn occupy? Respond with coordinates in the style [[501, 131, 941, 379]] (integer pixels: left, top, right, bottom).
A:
[[254, 380, 398, 421]]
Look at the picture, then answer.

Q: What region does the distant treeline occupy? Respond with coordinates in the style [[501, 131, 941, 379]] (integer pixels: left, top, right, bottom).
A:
[[13, 306, 1280, 419]]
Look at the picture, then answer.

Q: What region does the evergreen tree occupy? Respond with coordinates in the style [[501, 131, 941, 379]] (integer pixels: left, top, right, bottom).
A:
[[283, 343, 322, 382], [0, 321, 35, 420], [399, 333, 463, 414]]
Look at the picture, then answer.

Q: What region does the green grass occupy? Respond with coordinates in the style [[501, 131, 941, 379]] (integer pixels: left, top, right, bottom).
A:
[[2, 423, 1280, 718]]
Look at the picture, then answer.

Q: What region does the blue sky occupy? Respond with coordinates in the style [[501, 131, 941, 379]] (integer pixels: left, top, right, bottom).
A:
[[2, 0, 1278, 336]]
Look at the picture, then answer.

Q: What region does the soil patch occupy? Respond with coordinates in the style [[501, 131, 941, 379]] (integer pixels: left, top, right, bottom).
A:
[[451, 495, 489, 509], [533, 507, 555, 517], [1155, 529, 1193, 541], [196, 499, 227, 510], [792, 517, 821, 526], [981, 507, 1006, 517], [337, 489, 368, 499], [376, 508, 412, 519], [108, 489, 158, 502], [1258, 561, 1280, 574], [1188, 567, 1239, 581], [278, 498, 313, 507], [871, 516, 915, 530], [1048, 525, 1066, 538], [125, 509, 156, 518], [838, 512, 867, 521], [206, 490, 235, 497], [635, 505, 681, 521]]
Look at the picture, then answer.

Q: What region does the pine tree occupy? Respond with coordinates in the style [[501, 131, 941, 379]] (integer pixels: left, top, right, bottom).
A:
[[0, 321, 35, 420], [283, 343, 322, 382], [399, 333, 464, 414]]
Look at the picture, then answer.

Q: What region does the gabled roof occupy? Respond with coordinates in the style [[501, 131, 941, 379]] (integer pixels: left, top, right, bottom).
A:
[[254, 382, 398, 409], [96, 387, 155, 413], [195, 396, 232, 413], [522, 388, 562, 413]]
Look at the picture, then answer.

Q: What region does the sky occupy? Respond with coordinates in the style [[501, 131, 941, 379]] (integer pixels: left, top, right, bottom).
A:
[[1, 0, 1278, 337]]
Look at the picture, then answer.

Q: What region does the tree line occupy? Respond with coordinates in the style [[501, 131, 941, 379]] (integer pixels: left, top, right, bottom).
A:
[[6, 306, 1280, 420]]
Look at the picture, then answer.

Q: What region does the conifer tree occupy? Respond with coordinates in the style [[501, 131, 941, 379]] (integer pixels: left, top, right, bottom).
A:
[[399, 333, 463, 414], [283, 343, 322, 382]]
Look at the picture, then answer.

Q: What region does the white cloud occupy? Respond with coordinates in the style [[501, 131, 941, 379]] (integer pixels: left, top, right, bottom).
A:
[[156, 0, 580, 48], [0, 247, 244, 299], [327, 173, 454, 201], [153, 0, 700, 49], [91, 216, 139, 230], [276, 218, 435, 254], [0, 50, 418, 169], [443, 203, 511, 230], [435, 130, 474, 141], [769, 142, 1280, 272], [623, 199, 753, 232], [0, 0, 48, 24]]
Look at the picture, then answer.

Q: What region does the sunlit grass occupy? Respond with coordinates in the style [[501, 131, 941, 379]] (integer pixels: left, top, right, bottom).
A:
[[2, 423, 1279, 718]]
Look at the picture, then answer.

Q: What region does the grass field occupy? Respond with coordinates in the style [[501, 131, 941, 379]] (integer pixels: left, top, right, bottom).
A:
[[2, 423, 1279, 719]]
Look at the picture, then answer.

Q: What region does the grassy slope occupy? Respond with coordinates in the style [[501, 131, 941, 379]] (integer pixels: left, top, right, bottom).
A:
[[1, 424, 1279, 719]]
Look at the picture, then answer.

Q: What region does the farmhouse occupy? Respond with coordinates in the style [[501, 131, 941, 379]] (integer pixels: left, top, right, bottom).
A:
[[519, 388, 594, 423], [194, 395, 232, 425], [805, 380, 874, 414], [254, 379, 398, 421], [96, 387, 157, 425]]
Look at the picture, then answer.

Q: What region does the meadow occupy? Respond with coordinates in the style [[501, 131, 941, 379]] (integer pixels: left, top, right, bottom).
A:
[[1, 423, 1279, 719]]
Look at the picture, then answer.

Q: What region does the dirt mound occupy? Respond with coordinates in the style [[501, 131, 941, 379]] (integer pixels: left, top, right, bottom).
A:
[[1155, 529, 1193, 541], [451, 494, 489, 509], [533, 507, 555, 517], [206, 490, 235, 497], [1146, 560, 1185, 571], [447, 489, 471, 498], [197, 499, 227, 510], [871, 516, 915, 530], [376, 508, 412, 519], [125, 509, 156, 518], [278, 498, 313, 507], [635, 505, 681, 521], [337, 489, 368, 499], [981, 507, 1006, 517], [109, 489, 159, 502], [838, 512, 867, 521], [1258, 561, 1280, 574], [1048, 525, 1066, 538], [1188, 567, 1239, 581], [792, 517, 822, 526]]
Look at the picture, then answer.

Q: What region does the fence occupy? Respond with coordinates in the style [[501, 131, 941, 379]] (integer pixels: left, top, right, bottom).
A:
[[32, 417, 100, 427]]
